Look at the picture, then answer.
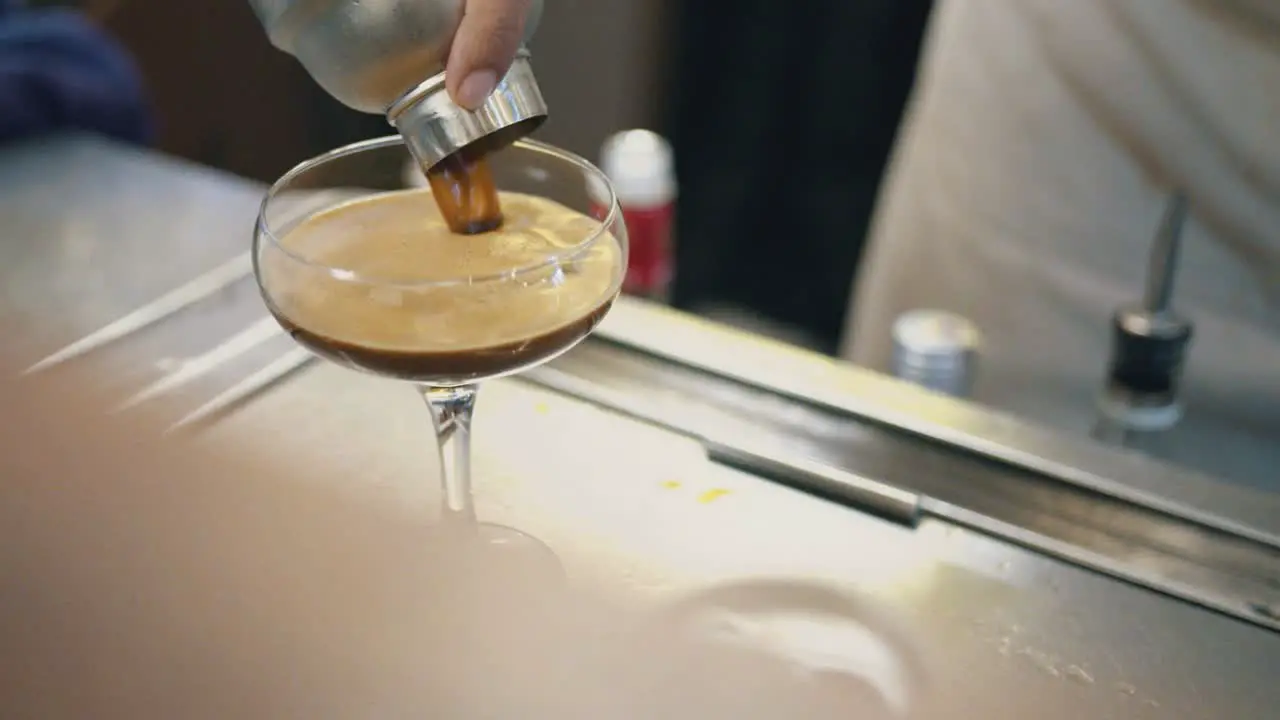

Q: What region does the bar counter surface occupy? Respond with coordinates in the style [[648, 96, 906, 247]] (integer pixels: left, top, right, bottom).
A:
[[3, 134, 1279, 718]]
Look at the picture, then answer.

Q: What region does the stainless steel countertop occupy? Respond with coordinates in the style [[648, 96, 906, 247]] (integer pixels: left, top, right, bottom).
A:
[[4, 134, 1278, 718], [528, 323, 1280, 633], [0, 134, 290, 414], [212, 363, 1280, 719]]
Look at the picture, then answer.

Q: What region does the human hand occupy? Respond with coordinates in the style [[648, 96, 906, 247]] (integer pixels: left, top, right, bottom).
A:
[[446, 0, 541, 109]]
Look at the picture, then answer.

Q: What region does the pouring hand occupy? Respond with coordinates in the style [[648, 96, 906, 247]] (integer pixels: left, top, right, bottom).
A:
[[446, 0, 534, 109]]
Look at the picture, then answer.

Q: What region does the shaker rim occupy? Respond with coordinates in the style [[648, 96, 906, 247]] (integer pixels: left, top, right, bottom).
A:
[[386, 47, 534, 121]]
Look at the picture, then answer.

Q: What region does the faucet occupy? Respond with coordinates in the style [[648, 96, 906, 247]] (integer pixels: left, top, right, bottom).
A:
[[1093, 192, 1195, 446]]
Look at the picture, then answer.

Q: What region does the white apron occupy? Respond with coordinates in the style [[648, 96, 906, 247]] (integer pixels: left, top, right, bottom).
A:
[[842, 0, 1280, 490]]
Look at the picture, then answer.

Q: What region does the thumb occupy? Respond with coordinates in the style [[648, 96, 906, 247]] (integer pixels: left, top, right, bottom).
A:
[[446, 0, 533, 110]]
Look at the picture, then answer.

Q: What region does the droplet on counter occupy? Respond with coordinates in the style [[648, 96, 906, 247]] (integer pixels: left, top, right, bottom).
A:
[[1066, 665, 1094, 685], [533, 402, 551, 415], [996, 637, 1013, 657], [660, 480, 682, 490], [1016, 647, 1060, 677], [697, 488, 732, 504], [1115, 682, 1137, 696]]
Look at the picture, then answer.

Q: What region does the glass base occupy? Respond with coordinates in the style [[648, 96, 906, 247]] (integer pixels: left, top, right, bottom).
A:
[[434, 518, 564, 587], [472, 522, 564, 583]]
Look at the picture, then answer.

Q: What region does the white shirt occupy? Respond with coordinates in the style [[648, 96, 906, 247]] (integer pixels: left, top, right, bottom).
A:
[[843, 0, 1280, 490]]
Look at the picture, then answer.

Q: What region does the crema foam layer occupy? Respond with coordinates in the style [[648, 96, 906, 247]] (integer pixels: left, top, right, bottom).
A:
[[264, 189, 621, 355]]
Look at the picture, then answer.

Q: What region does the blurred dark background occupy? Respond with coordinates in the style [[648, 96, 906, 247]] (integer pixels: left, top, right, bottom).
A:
[[86, 0, 932, 355]]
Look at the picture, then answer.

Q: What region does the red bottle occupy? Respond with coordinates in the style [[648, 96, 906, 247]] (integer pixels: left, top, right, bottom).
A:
[[596, 130, 676, 301]]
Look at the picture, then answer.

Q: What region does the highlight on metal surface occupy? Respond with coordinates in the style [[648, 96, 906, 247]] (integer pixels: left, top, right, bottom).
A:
[[115, 316, 286, 412], [23, 252, 254, 374], [168, 346, 315, 433]]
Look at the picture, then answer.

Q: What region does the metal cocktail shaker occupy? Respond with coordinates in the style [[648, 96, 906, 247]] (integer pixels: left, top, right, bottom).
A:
[[246, 0, 547, 169]]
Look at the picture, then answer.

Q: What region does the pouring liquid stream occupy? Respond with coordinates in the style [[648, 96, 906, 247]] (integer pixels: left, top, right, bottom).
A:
[[425, 149, 505, 235]]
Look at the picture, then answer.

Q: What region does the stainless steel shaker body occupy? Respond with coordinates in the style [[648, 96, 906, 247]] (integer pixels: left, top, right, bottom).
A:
[[247, 0, 547, 167]]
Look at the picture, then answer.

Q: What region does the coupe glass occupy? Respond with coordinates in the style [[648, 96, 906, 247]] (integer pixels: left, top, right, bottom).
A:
[[254, 135, 627, 563]]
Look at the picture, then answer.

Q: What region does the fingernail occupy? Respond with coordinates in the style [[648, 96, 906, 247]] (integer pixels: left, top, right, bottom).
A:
[[456, 70, 498, 110]]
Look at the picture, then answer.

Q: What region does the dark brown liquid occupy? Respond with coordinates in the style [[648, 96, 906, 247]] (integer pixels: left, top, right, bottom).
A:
[[426, 151, 504, 235], [262, 189, 622, 385], [272, 299, 613, 384]]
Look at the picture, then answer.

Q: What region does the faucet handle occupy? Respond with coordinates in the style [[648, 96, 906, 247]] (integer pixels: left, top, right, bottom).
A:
[[1098, 192, 1195, 432]]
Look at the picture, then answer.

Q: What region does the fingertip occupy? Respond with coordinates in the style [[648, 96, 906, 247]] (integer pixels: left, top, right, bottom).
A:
[[453, 69, 499, 110], [445, 0, 530, 109]]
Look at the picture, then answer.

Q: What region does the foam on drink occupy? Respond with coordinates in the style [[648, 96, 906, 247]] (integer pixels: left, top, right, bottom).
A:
[[261, 188, 622, 384]]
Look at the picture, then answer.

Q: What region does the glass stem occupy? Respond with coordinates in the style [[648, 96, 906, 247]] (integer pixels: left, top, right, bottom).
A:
[[420, 384, 479, 526]]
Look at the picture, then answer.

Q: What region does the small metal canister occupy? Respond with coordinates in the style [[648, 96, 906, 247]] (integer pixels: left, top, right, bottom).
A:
[[890, 309, 981, 398]]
